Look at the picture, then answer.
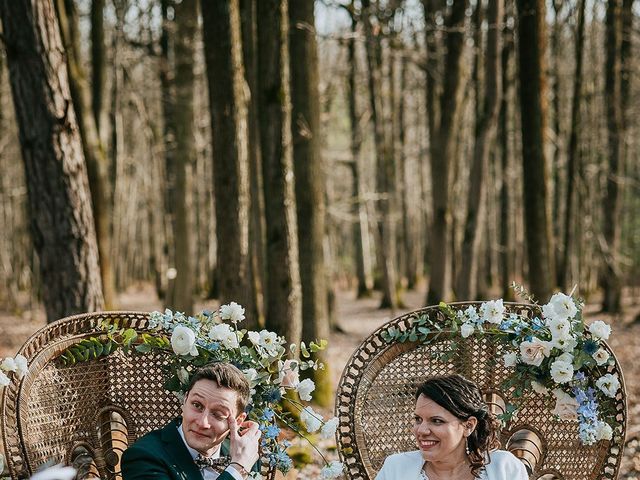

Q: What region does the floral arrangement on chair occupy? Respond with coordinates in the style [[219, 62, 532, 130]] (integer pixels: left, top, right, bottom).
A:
[[59, 303, 343, 479], [382, 285, 620, 446]]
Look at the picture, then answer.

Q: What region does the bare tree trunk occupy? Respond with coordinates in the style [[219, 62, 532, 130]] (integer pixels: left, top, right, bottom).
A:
[[425, 0, 467, 305], [257, 0, 302, 344], [346, 3, 373, 298], [168, 0, 197, 314], [0, 0, 104, 321], [289, 0, 331, 406], [561, 0, 586, 290], [550, 0, 564, 286], [516, 0, 555, 301], [91, 0, 105, 133], [240, 0, 266, 326], [201, 0, 247, 308], [499, 3, 515, 300], [456, 0, 502, 300], [601, 0, 623, 312], [202, 0, 255, 327], [362, 0, 399, 310], [55, 0, 118, 309]]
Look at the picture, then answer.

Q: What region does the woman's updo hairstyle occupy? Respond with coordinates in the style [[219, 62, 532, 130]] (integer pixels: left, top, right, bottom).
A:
[[416, 374, 501, 477]]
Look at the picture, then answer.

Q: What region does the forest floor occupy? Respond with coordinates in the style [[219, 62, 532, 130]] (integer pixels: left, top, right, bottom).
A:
[[2, 283, 640, 478]]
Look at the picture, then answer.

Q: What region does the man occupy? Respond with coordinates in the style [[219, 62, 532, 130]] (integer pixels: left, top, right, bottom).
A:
[[122, 362, 261, 480]]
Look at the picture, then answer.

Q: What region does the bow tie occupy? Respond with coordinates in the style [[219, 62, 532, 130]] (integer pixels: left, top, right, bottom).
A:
[[194, 454, 231, 472]]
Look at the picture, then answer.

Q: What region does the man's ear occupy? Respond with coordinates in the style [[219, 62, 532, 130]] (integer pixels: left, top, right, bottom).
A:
[[236, 412, 247, 424]]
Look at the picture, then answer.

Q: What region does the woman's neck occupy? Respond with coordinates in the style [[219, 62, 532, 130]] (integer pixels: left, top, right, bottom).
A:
[[424, 456, 473, 480]]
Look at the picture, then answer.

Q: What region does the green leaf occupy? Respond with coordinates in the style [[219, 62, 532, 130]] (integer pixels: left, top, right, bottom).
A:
[[122, 328, 138, 347], [135, 344, 152, 353]]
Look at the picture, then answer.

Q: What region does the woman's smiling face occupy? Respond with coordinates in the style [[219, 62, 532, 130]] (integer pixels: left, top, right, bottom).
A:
[[412, 394, 475, 464]]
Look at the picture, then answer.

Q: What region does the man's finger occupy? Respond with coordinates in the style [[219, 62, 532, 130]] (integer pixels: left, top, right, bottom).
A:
[[227, 416, 239, 439]]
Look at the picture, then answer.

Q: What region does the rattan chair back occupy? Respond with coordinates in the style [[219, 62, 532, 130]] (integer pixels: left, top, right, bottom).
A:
[[0, 311, 276, 479], [335, 302, 627, 480]]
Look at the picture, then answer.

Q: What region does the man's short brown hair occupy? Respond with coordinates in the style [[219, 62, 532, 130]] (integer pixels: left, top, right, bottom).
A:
[[186, 362, 251, 414]]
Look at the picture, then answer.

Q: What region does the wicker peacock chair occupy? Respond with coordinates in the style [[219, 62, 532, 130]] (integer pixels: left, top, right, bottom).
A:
[[335, 302, 627, 480], [0, 311, 276, 480]]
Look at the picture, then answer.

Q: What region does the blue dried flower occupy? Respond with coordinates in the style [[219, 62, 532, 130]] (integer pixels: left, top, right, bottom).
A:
[[264, 388, 282, 403], [583, 340, 599, 355]]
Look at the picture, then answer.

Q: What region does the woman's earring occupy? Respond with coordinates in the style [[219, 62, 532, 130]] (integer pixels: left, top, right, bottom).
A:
[[465, 436, 470, 455]]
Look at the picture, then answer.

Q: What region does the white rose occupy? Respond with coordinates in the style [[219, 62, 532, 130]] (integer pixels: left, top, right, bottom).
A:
[[589, 321, 611, 341], [170, 326, 198, 356], [596, 374, 620, 398], [1, 357, 17, 372], [550, 359, 574, 384], [547, 292, 578, 320], [460, 322, 475, 338], [243, 368, 259, 386], [296, 378, 316, 401], [247, 331, 261, 345], [300, 406, 323, 432], [547, 318, 572, 341], [258, 330, 280, 356], [0, 371, 10, 387], [550, 335, 578, 352], [519, 338, 551, 366], [556, 352, 574, 364], [480, 299, 504, 324], [29, 464, 77, 480], [177, 367, 190, 385], [552, 389, 579, 421], [595, 421, 613, 441], [219, 302, 245, 323], [503, 352, 518, 367], [320, 461, 344, 479], [321, 417, 339, 439], [208, 323, 239, 349], [14, 354, 28, 379], [531, 381, 548, 395], [593, 348, 610, 366]]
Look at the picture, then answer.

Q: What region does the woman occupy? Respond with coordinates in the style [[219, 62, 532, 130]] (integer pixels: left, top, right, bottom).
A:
[[375, 375, 528, 480]]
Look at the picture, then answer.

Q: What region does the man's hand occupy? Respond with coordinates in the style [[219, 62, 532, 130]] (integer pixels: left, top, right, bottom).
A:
[[228, 417, 261, 472]]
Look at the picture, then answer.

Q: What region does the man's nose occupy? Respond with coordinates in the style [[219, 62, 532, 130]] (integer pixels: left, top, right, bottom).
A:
[[197, 411, 210, 428]]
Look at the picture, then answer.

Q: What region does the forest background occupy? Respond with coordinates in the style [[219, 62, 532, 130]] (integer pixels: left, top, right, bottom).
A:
[[1, 0, 640, 476]]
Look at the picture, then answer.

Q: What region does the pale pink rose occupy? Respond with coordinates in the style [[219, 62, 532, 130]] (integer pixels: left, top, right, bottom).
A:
[[552, 389, 579, 421], [519, 338, 551, 367], [280, 359, 300, 388]]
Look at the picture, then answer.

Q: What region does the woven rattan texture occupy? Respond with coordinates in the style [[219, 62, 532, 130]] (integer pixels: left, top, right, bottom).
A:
[[0, 311, 276, 480], [335, 302, 627, 480]]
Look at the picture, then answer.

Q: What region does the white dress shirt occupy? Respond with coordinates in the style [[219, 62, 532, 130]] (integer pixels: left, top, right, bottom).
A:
[[177, 424, 244, 480]]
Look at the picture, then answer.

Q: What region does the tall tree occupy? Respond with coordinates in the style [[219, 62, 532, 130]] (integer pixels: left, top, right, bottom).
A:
[[498, 3, 515, 300], [0, 0, 104, 321], [362, 0, 400, 309], [201, 0, 255, 328], [289, 0, 331, 406], [516, 0, 555, 301], [561, 0, 586, 290], [601, 0, 624, 312], [346, 1, 373, 298], [257, 0, 302, 344], [54, 0, 117, 309], [157, 0, 197, 313], [423, 0, 468, 304], [90, 0, 105, 132], [240, 0, 266, 325], [456, 0, 503, 300]]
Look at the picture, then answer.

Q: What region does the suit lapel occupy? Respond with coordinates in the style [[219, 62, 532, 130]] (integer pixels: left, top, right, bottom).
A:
[[160, 419, 204, 480]]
